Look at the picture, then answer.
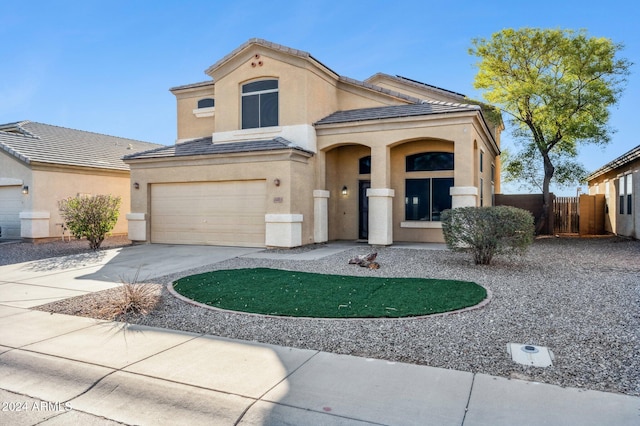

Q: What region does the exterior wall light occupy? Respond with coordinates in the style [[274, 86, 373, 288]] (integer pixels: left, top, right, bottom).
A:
[[22, 185, 29, 194], [133, 182, 140, 190], [341, 185, 348, 196], [274, 178, 281, 187]]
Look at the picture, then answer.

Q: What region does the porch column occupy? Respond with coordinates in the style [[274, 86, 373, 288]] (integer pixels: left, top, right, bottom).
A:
[[20, 211, 50, 239], [450, 187, 478, 208], [367, 188, 394, 245], [452, 137, 478, 208], [313, 190, 330, 243], [368, 145, 394, 245], [126, 213, 147, 241]]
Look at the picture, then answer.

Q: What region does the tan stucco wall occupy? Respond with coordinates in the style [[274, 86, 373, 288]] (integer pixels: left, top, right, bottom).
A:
[[318, 114, 499, 243], [588, 158, 640, 238], [0, 151, 32, 198], [30, 166, 131, 238], [174, 84, 216, 140], [205, 47, 341, 134], [128, 151, 315, 244], [326, 145, 371, 240], [0, 152, 32, 238], [1, 153, 131, 239]]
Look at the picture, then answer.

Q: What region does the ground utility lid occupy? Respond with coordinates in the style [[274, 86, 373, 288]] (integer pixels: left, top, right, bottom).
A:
[[507, 343, 554, 367]]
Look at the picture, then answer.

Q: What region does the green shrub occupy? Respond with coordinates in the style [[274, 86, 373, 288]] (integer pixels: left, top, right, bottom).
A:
[[441, 206, 534, 265], [58, 194, 121, 250]]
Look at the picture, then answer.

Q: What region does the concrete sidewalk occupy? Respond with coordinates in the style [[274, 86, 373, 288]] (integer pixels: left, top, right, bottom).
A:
[[0, 308, 638, 425], [0, 244, 639, 425]]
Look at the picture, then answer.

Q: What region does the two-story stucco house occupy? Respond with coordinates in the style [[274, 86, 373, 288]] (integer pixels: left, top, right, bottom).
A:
[[124, 39, 502, 248]]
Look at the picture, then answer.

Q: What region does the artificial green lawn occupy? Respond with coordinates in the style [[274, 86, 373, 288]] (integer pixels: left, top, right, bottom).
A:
[[172, 268, 486, 318]]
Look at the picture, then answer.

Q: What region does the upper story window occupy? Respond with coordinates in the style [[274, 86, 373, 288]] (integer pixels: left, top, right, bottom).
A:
[[197, 98, 215, 109], [406, 152, 454, 172], [241, 79, 278, 129]]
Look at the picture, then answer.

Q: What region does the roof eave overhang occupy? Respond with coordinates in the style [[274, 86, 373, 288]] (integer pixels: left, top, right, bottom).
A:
[[125, 147, 314, 167], [316, 110, 500, 155]]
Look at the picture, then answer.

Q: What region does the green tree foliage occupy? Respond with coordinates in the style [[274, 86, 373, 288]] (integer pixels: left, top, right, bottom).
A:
[[470, 28, 631, 232], [58, 194, 121, 250], [442, 206, 535, 265]]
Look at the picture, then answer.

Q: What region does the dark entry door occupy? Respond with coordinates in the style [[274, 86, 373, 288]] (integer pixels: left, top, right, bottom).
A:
[[359, 180, 371, 240]]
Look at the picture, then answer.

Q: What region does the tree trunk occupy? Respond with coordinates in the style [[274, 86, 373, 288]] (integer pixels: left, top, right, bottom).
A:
[[537, 153, 555, 235]]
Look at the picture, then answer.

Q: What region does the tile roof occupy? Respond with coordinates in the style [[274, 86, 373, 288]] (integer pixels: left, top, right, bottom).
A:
[[314, 101, 480, 126], [123, 136, 313, 160], [586, 144, 640, 180], [0, 121, 162, 171]]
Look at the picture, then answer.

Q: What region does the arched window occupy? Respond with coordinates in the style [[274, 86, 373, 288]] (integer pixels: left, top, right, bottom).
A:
[[197, 98, 215, 109], [406, 152, 454, 172], [405, 152, 454, 221], [241, 79, 278, 129]]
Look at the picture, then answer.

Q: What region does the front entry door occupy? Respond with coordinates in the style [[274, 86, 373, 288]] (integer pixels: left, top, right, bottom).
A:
[[359, 180, 371, 240]]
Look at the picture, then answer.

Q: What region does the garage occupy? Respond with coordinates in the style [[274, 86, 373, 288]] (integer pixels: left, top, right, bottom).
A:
[[0, 184, 22, 240], [150, 180, 267, 247]]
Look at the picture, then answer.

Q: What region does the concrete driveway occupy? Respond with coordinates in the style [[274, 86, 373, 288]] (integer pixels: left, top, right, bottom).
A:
[[0, 244, 263, 308]]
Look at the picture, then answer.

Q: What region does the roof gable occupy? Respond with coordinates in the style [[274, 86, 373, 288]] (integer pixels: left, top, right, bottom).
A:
[[204, 38, 339, 83], [0, 121, 163, 171]]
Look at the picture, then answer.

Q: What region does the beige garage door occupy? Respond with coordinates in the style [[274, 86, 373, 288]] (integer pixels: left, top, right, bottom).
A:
[[151, 180, 266, 247], [0, 185, 22, 240]]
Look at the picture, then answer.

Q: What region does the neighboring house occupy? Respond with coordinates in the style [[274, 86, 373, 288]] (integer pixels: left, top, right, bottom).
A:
[[586, 144, 639, 239], [124, 38, 502, 248], [0, 121, 162, 241]]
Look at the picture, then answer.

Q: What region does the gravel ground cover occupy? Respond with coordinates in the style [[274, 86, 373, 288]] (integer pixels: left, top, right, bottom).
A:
[[0, 236, 132, 266], [6, 236, 639, 396]]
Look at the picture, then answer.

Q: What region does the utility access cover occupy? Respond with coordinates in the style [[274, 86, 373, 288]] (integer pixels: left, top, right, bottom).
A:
[[507, 343, 554, 367]]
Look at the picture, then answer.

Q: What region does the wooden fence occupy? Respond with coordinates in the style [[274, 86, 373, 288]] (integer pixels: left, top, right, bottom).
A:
[[553, 196, 579, 234]]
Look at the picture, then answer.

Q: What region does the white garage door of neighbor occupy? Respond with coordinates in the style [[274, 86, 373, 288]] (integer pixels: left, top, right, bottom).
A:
[[0, 186, 22, 239], [151, 180, 267, 247]]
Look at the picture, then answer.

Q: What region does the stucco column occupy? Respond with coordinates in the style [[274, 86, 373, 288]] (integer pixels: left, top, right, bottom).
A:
[[370, 145, 391, 188], [313, 190, 330, 243], [452, 137, 478, 208], [126, 213, 147, 241], [450, 187, 478, 208], [20, 211, 50, 239], [367, 188, 394, 246], [265, 214, 303, 248], [368, 145, 394, 245]]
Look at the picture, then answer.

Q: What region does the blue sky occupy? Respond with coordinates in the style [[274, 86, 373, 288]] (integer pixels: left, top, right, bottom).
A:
[[2, 1, 638, 194]]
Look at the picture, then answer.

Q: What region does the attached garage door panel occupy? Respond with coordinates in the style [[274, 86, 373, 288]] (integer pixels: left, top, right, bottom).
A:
[[0, 186, 22, 239], [151, 181, 266, 247]]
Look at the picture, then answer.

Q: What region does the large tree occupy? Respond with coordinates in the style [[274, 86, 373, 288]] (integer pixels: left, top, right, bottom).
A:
[[470, 28, 631, 233]]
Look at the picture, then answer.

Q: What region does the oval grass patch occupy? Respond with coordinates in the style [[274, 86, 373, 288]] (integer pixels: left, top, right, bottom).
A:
[[172, 268, 486, 318]]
